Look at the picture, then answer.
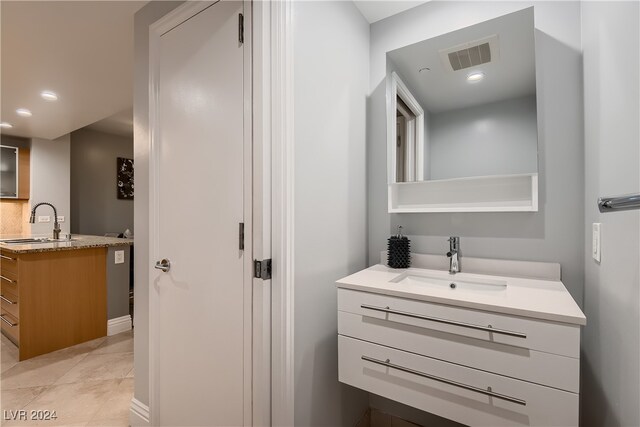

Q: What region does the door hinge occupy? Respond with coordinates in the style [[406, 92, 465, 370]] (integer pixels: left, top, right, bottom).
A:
[[239, 222, 244, 250], [254, 259, 272, 280], [238, 13, 244, 45]]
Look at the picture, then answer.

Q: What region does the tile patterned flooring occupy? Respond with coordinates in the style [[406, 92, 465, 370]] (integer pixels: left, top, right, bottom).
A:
[[1, 331, 133, 426]]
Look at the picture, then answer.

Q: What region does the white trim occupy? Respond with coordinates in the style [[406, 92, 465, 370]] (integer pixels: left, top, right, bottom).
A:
[[129, 398, 150, 427], [107, 315, 132, 336], [270, 0, 295, 425], [387, 72, 425, 183], [252, 1, 272, 425]]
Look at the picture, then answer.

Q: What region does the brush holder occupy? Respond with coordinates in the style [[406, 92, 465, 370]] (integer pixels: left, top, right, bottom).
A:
[[387, 231, 411, 269]]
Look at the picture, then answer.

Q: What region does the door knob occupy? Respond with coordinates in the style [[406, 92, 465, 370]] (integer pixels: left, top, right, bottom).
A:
[[155, 258, 171, 272]]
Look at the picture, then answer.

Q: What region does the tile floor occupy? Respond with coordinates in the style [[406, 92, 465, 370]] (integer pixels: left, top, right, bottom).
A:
[[0, 331, 133, 426]]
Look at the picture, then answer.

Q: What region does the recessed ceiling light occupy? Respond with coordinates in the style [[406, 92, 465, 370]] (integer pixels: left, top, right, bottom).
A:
[[16, 108, 32, 117], [41, 91, 58, 101], [0, 122, 13, 129], [467, 71, 485, 82]]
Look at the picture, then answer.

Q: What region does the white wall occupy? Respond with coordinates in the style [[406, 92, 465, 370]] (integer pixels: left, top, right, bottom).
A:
[[29, 135, 71, 236], [581, 2, 640, 426], [132, 0, 184, 412], [429, 95, 538, 180], [293, 1, 371, 425], [368, 2, 583, 424]]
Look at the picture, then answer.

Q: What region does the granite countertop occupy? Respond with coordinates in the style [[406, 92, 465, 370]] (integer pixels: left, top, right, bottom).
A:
[[0, 234, 133, 254], [337, 264, 586, 326]]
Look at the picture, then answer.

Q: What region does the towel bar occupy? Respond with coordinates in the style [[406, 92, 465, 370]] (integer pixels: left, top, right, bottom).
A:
[[598, 193, 640, 212]]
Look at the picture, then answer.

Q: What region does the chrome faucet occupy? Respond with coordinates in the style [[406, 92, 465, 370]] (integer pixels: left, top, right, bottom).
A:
[[447, 236, 460, 274], [29, 202, 60, 240]]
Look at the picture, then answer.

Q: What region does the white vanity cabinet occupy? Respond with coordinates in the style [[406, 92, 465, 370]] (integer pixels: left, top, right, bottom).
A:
[[336, 265, 585, 427]]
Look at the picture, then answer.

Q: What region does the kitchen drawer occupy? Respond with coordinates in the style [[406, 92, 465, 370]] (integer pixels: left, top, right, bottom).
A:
[[338, 288, 580, 357], [0, 270, 19, 296], [0, 251, 19, 275], [339, 311, 579, 392], [0, 309, 19, 344], [0, 290, 19, 319], [339, 335, 578, 427]]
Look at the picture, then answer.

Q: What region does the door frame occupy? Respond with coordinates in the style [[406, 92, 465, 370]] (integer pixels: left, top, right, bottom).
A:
[[147, 1, 256, 425], [259, 0, 295, 425]]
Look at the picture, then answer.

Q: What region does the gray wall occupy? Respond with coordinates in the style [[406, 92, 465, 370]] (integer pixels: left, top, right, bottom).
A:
[[429, 95, 538, 180], [368, 2, 583, 424], [30, 135, 71, 235], [293, 1, 371, 425], [133, 0, 184, 410], [581, 2, 640, 426], [70, 128, 133, 236], [107, 245, 131, 320]]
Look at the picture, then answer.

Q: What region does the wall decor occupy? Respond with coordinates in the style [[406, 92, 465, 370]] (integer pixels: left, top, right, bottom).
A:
[[117, 157, 134, 200]]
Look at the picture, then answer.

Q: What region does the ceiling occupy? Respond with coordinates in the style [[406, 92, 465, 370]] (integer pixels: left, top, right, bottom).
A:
[[85, 108, 133, 138], [1, 1, 145, 140], [353, 1, 430, 23], [387, 7, 536, 114]]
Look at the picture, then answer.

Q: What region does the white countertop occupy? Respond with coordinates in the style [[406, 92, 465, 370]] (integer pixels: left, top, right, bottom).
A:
[[337, 264, 586, 325]]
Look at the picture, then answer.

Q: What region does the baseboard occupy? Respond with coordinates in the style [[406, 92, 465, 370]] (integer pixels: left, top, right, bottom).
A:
[[129, 397, 150, 427], [108, 315, 132, 336]]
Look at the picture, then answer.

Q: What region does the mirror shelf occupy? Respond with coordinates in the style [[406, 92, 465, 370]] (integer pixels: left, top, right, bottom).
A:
[[388, 172, 538, 213]]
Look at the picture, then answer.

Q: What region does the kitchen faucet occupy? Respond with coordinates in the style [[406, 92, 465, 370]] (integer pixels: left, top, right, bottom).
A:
[[447, 236, 460, 274], [29, 202, 60, 240]]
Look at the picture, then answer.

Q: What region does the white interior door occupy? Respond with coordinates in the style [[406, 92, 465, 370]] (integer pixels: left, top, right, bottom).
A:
[[151, 2, 249, 425]]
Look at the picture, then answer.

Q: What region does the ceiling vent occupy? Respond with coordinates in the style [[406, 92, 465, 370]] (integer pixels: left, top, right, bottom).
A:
[[439, 35, 500, 72]]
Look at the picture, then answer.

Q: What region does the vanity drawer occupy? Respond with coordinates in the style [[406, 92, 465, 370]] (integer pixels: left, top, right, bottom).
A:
[[339, 335, 578, 427], [339, 311, 579, 392], [0, 270, 19, 295], [0, 309, 19, 344], [0, 290, 19, 319], [338, 289, 580, 357], [0, 251, 19, 275]]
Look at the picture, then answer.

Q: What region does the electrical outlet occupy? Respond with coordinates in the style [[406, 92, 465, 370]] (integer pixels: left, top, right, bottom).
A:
[[38, 215, 51, 223], [57, 216, 65, 222], [115, 250, 125, 264], [592, 223, 601, 263]]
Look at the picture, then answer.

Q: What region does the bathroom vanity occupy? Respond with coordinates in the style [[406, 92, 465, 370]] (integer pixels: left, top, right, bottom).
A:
[[336, 258, 585, 426]]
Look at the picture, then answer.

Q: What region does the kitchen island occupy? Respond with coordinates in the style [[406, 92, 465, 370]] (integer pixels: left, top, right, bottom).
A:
[[0, 235, 132, 360]]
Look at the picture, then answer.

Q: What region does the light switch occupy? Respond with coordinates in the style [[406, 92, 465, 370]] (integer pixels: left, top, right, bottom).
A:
[[592, 223, 601, 262], [57, 216, 65, 222], [115, 250, 125, 264], [38, 215, 51, 223]]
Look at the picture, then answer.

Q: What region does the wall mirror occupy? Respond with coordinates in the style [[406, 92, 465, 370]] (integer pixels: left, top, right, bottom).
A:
[[386, 7, 539, 213]]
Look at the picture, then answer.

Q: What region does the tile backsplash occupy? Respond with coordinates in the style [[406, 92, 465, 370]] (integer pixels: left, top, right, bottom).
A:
[[0, 200, 30, 236]]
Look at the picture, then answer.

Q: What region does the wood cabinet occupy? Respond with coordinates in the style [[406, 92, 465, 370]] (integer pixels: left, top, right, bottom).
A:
[[337, 288, 581, 426], [0, 247, 107, 360]]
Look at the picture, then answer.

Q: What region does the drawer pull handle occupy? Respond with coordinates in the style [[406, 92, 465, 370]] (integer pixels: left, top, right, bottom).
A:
[[0, 314, 17, 327], [362, 355, 527, 406], [360, 304, 527, 338], [0, 275, 15, 284], [0, 254, 16, 261], [0, 295, 16, 305]]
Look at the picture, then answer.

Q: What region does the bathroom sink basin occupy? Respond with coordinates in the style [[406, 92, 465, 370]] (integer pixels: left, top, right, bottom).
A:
[[0, 237, 76, 245], [391, 271, 507, 292]]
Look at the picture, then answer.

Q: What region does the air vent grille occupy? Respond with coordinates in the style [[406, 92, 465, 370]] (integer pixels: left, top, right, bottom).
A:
[[439, 35, 500, 72], [448, 43, 491, 71]]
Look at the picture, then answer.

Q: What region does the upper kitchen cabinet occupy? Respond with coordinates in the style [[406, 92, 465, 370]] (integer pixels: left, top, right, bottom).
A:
[[0, 145, 30, 200]]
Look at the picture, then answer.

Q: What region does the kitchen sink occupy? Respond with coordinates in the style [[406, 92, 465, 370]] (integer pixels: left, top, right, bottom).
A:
[[0, 237, 76, 245]]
